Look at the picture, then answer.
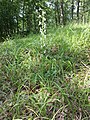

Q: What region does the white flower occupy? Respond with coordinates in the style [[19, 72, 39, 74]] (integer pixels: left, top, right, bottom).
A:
[[39, 15, 42, 18], [44, 50, 46, 54], [39, 21, 42, 25], [39, 7, 42, 11]]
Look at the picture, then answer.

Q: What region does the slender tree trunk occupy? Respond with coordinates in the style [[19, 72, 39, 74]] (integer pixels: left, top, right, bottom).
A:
[[77, 0, 80, 21], [55, 1, 58, 26], [33, 2, 36, 33], [60, 0, 65, 25], [55, 0, 60, 25], [71, 0, 74, 20], [80, 1, 83, 23], [16, 16, 19, 33], [57, 0, 60, 24], [22, 0, 25, 32], [82, 0, 85, 24]]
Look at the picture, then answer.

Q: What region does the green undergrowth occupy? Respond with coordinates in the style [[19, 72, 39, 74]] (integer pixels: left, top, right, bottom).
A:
[[0, 24, 90, 120]]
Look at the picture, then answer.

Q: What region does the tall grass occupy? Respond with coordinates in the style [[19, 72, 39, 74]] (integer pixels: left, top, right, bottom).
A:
[[0, 24, 90, 120]]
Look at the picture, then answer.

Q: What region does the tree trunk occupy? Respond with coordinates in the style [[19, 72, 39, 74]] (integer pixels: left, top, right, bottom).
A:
[[77, 0, 80, 21], [60, 0, 65, 25], [22, 0, 25, 32], [55, 1, 58, 26], [71, 0, 74, 20]]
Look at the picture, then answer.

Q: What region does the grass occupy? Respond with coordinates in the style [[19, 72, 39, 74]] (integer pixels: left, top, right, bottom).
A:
[[0, 23, 90, 120]]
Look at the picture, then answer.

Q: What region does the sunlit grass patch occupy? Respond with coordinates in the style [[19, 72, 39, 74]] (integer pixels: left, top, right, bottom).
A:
[[0, 24, 90, 119]]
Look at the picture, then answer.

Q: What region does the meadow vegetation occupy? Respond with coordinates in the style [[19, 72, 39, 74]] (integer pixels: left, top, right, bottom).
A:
[[0, 24, 90, 120]]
